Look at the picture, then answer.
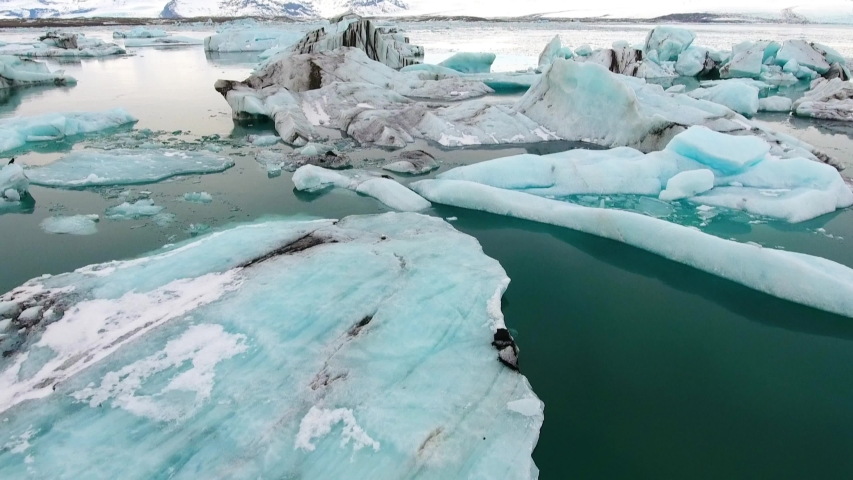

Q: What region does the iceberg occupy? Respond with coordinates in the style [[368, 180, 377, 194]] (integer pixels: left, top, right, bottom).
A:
[[758, 96, 793, 112], [382, 150, 439, 175], [0, 33, 125, 58], [775, 40, 830, 75], [113, 27, 168, 39], [39, 214, 99, 235], [292, 165, 430, 211], [644, 26, 695, 62], [183, 191, 213, 203], [721, 41, 768, 79], [0, 213, 540, 479], [26, 149, 234, 187], [0, 55, 75, 89], [0, 108, 137, 154], [438, 52, 496, 74], [411, 179, 853, 318], [432, 126, 852, 222], [687, 82, 760, 116], [105, 199, 165, 220], [286, 16, 423, 70], [675, 46, 715, 77], [793, 78, 853, 121], [538, 35, 572, 70], [0, 162, 28, 202]]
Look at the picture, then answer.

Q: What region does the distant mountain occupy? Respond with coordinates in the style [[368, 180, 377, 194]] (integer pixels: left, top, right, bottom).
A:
[[0, 0, 850, 24]]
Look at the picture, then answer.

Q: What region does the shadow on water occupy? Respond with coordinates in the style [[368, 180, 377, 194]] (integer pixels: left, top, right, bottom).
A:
[[441, 206, 853, 341], [0, 194, 35, 216]]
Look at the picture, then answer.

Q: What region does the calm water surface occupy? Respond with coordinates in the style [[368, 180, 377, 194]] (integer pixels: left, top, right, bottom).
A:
[[1, 23, 853, 479]]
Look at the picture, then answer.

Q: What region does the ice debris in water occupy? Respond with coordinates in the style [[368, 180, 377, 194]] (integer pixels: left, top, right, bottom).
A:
[[0, 108, 137, 154], [434, 126, 852, 223], [112, 27, 167, 39], [186, 223, 210, 236], [759, 96, 793, 112], [687, 81, 760, 116], [382, 150, 439, 175], [39, 214, 99, 235], [0, 162, 28, 204], [410, 179, 853, 319], [659, 169, 715, 201], [124, 37, 203, 48], [26, 149, 234, 187], [247, 134, 279, 146], [0, 55, 75, 89], [292, 165, 430, 212], [438, 52, 496, 74], [105, 199, 164, 220], [0, 213, 540, 479], [183, 192, 213, 204], [0, 32, 124, 58]]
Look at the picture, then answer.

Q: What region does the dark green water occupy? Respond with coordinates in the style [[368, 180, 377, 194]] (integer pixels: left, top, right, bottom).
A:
[[2, 43, 853, 480]]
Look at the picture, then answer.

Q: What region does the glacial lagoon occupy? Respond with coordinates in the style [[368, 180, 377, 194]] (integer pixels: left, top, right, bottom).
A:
[[1, 20, 853, 479]]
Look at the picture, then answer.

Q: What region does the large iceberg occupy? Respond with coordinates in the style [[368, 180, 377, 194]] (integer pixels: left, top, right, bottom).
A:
[[0, 213, 541, 479], [410, 179, 853, 319], [644, 26, 696, 62], [286, 16, 423, 70], [26, 149, 234, 187], [687, 81, 760, 116], [793, 78, 853, 121], [776, 40, 830, 75], [0, 108, 137, 154], [432, 126, 853, 223], [292, 165, 430, 211]]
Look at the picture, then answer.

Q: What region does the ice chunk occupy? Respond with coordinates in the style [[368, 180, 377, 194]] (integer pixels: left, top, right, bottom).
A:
[[758, 96, 793, 112], [0, 33, 124, 58], [636, 196, 674, 217], [105, 199, 164, 220], [438, 52, 496, 74], [0, 108, 137, 154], [0, 55, 75, 89], [538, 35, 571, 69], [0, 213, 540, 479], [218, 84, 316, 145], [292, 165, 430, 211], [659, 169, 715, 201], [123, 36, 203, 48], [0, 163, 28, 201], [286, 17, 423, 70], [27, 150, 234, 188], [40, 214, 99, 235], [665, 126, 769, 174], [183, 192, 213, 204], [721, 41, 768, 79], [382, 150, 439, 175], [411, 179, 853, 318], [687, 82, 759, 116], [247, 134, 280, 146], [793, 78, 853, 122], [675, 46, 714, 77], [644, 26, 696, 62], [776, 40, 830, 74], [113, 27, 167, 39]]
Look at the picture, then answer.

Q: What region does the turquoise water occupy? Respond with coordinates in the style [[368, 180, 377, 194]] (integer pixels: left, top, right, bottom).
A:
[[1, 27, 853, 479]]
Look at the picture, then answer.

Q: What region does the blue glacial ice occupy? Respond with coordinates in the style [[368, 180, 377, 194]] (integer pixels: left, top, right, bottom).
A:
[[105, 199, 165, 220], [644, 26, 695, 62], [433, 126, 852, 223], [758, 96, 793, 112], [538, 35, 573, 70], [675, 46, 714, 77], [39, 214, 99, 235], [410, 179, 853, 319], [776, 40, 830, 74], [0, 162, 28, 204], [26, 149, 234, 188], [0, 108, 137, 154], [112, 27, 167, 39], [0, 213, 541, 479], [204, 29, 305, 53], [0, 55, 75, 89], [687, 81, 760, 116], [438, 52, 496, 74], [292, 165, 431, 211]]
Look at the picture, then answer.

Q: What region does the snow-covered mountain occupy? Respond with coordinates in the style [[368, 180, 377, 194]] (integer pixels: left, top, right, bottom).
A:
[[0, 0, 850, 23]]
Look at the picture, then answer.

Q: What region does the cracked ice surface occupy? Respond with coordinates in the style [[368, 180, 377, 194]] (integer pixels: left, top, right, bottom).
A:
[[0, 213, 541, 479]]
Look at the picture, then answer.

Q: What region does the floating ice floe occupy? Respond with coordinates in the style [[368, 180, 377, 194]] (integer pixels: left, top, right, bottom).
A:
[[439, 52, 496, 74], [644, 26, 696, 62], [113, 27, 168, 39], [0, 162, 28, 205], [183, 191, 213, 203], [410, 179, 853, 319], [292, 165, 430, 211], [247, 134, 280, 146], [0, 213, 540, 479], [0, 32, 125, 58], [687, 81, 760, 116], [105, 199, 164, 220], [285, 15, 423, 70], [204, 29, 306, 53], [39, 214, 99, 235], [432, 126, 853, 223], [0, 55, 75, 89], [793, 78, 853, 121], [759, 96, 793, 112], [26, 149, 234, 187], [124, 36, 203, 48], [0, 108, 137, 154]]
